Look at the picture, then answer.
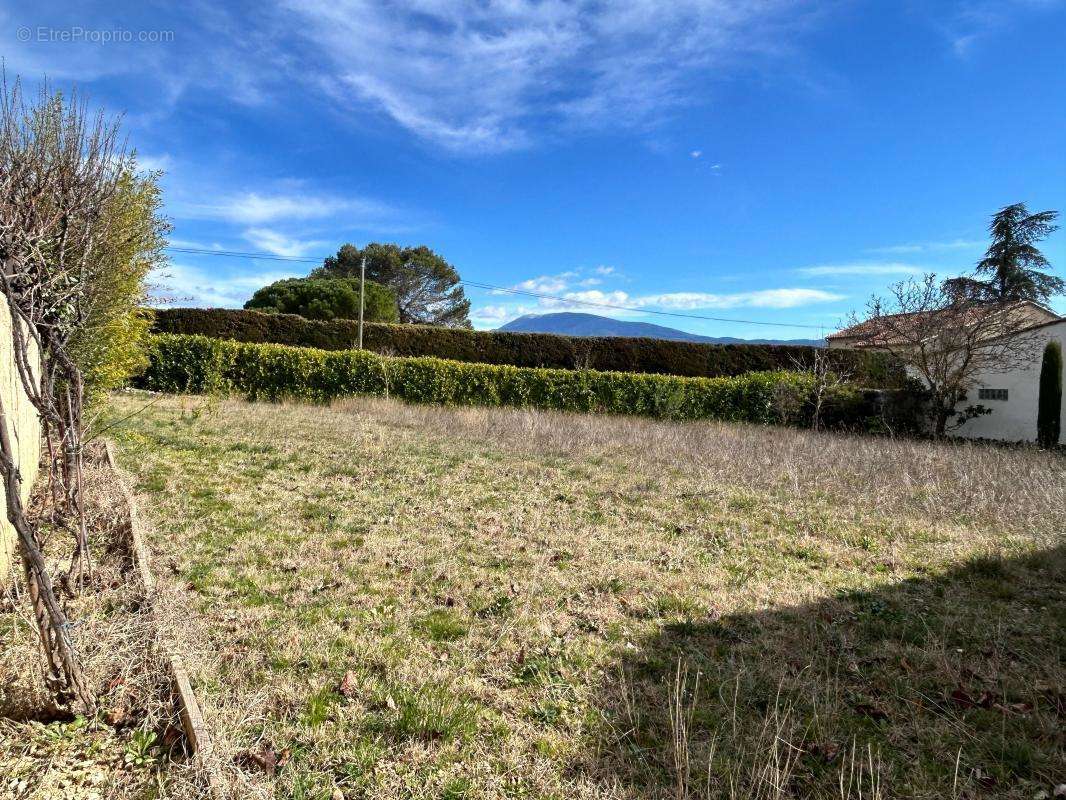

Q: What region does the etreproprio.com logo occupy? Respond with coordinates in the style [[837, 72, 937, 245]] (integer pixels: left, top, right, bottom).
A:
[[17, 26, 175, 44]]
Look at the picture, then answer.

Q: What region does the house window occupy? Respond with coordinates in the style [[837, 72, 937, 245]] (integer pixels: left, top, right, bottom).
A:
[[979, 388, 1009, 402]]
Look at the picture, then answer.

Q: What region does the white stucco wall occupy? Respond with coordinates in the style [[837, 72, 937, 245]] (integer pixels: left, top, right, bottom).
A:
[[952, 320, 1065, 444], [0, 301, 41, 581]]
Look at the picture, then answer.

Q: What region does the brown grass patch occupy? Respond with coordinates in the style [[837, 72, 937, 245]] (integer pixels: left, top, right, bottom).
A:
[[0, 446, 206, 799]]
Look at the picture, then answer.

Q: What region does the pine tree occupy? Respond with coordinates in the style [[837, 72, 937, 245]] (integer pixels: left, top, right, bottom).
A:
[[967, 204, 1060, 303]]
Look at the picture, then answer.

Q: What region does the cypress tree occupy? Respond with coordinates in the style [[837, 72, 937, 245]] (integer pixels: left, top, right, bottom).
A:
[[1037, 340, 1063, 448]]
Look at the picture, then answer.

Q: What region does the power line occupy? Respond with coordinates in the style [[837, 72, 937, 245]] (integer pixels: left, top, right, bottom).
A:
[[165, 245, 828, 331], [168, 246, 321, 263]]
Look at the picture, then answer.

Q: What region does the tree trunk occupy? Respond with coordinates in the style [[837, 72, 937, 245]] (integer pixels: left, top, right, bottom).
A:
[[933, 406, 949, 439]]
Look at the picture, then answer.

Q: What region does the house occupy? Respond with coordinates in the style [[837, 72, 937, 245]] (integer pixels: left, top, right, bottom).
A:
[[828, 301, 1065, 444]]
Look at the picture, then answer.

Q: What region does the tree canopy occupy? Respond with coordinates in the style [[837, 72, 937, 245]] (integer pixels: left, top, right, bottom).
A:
[[313, 243, 471, 328], [245, 276, 398, 323], [71, 165, 169, 404], [945, 203, 1061, 304]]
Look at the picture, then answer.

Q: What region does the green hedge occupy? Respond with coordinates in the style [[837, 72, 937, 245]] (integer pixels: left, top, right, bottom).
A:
[[138, 333, 921, 432], [151, 308, 904, 387]]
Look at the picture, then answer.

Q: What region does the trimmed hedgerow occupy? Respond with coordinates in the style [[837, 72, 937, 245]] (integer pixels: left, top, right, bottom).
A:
[[150, 307, 904, 387], [138, 333, 921, 432]]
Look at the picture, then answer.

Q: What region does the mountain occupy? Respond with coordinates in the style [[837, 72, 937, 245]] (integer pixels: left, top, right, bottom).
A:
[[497, 312, 824, 347]]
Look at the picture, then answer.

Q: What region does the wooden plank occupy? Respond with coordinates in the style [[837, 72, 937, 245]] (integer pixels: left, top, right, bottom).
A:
[[103, 439, 226, 800]]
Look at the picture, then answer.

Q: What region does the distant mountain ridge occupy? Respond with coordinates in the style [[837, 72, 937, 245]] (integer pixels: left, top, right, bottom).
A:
[[497, 312, 824, 347]]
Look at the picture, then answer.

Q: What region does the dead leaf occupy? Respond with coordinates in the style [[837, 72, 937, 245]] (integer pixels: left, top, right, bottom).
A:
[[854, 703, 889, 722], [161, 725, 184, 748], [338, 670, 359, 699], [950, 688, 976, 709], [807, 742, 841, 763], [237, 742, 278, 776], [974, 770, 997, 790]]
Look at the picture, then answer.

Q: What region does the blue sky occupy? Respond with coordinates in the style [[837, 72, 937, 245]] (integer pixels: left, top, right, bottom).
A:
[[4, 0, 1065, 338]]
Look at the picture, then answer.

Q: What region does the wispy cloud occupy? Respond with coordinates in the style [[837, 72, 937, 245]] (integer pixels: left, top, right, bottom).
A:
[[798, 263, 926, 277], [135, 153, 173, 173], [152, 263, 302, 308], [179, 191, 392, 225], [495, 282, 842, 313], [4, 2, 820, 153], [491, 265, 844, 320], [282, 0, 811, 152], [470, 303, 539, 325], [243, 228, 325, 258], [867, 239, 984, 256], [512, 273, 578, 294], [473, 281, 844, 328], [938, 0, 1062, 57], [631, 288, 844, 310], [546, 290, 633, 309]]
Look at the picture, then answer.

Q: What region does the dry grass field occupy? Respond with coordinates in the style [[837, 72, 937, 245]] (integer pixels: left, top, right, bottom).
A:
[[104, 392, 1065, 800]]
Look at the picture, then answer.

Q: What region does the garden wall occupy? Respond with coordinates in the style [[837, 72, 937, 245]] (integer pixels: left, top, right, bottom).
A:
[[0, 302, 40, 582]]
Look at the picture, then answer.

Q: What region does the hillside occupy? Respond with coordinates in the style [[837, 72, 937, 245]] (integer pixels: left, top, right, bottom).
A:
[[498, 311, 825, 346]]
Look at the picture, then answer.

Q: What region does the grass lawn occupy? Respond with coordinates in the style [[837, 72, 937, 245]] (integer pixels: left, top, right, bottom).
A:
[[105, 392, 1065, 800]]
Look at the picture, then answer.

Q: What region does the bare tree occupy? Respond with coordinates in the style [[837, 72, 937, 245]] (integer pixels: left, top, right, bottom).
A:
[[855, 275, 1042, 438], [795, 348, 851, 432], [0, 75, 132, 711]]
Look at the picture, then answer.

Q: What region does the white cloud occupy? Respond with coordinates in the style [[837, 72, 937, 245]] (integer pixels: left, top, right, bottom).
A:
[[470, 304, 539, 326], [282, 0, 808, 152], [243, 228, 325, 258], [867, 239, 984, 256], [179, 191, 392, 225], [2, 2, 821, 154], [521, 287, 843, 312], [633, 288, 844, 309], [690, 150, 703, 159], [554, 290, 633, 308], [798, 263, 926, 277], [481, 262, 844, 323], [939, 0, 1061, 58], [512, 274, 574, 294], [151, 263, 301, 308], [168, 238, 227, 251], [136, 153, 173, 173]]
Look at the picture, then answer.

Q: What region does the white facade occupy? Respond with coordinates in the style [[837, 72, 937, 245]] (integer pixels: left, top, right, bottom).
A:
[[951, 319, 1065, 444]]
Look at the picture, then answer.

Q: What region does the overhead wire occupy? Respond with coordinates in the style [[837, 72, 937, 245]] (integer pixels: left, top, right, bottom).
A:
[[165, 245, 829, 331]]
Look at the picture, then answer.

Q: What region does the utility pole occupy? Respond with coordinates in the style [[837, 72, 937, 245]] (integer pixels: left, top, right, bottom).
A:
[[358, 255, 366, 350]]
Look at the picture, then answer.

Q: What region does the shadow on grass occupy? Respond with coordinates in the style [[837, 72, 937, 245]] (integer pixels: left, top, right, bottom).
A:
[[584, 545, 1065, 799]]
